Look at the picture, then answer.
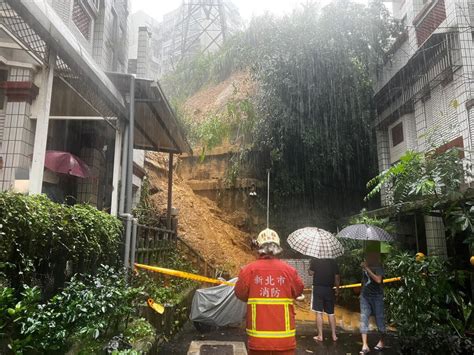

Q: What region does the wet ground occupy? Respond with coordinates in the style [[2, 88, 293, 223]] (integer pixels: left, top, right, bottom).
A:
[[159, 321, 400, 355]]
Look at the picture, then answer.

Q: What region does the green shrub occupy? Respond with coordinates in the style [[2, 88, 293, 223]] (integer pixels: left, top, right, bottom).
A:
[[133, 250, 196, 306], [0, 193, 122, 294], [1, 266, 143, 354], [385, 252, 473, 354], [123, 317, 155, 351]]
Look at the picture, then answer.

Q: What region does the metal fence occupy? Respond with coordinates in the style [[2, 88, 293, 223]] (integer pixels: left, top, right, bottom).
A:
[[134, 224, 176, 265], [125, 220, 224, 279]]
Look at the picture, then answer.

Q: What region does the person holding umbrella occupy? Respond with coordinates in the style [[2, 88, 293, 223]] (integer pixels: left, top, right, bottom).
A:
[[287, 227, 344, 343], [337, 224, 395, 354], [359, 249, 386, 354]]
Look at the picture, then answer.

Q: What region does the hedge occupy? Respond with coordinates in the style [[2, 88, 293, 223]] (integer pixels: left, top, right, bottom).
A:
[[0, 193, 122, 296]]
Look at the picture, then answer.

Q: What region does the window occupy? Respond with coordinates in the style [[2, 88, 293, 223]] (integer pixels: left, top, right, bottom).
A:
[[0, 69, 8, 111], [72, 0, 92, 40], [391, 122, 404, 147]]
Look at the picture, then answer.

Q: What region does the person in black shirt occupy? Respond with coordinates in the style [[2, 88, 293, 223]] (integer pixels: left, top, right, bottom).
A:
[[308, 258, 340, 342]]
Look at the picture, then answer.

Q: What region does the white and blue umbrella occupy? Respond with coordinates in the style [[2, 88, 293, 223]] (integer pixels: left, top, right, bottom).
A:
[[336, 224, 395, 242]]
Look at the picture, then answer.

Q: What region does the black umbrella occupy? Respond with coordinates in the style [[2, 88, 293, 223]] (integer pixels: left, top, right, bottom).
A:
[[336, 224, 396, 242]]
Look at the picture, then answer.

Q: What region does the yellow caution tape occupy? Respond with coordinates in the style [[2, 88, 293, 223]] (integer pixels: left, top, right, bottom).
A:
[[134, 263, 236, 286], [335, 277, 402, 289], [147, 298, 165, 314], [135, 263, 401, 291]]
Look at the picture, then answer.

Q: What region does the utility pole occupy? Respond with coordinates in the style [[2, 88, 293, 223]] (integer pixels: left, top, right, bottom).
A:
[[266, 169, 270, 228]]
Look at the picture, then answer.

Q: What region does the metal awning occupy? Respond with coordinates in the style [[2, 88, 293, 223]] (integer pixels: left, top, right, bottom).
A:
[[135, 78, 191, 154], [107, 73, 192, 154]]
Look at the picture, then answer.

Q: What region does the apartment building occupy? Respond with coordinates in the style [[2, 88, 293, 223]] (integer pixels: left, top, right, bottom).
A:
[[374, 0, 474, 256], [0, 0, 190, 217]]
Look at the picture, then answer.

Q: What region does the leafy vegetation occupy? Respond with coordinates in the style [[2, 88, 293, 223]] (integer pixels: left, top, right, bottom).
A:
[[365, 148, 474, 248], [249, 0, 400, 209], [180, 89, 258, 168], [349, 210, 396, 234], [133, 176, 162, 227], [1, 266, 143, 354], [163, 0, 402, 219], [0, 194, 200, 353], [0, 193, 122, 296], [385, 253, 473, 354]]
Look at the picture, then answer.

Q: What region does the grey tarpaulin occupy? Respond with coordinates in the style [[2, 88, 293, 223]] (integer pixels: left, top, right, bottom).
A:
[[190, 278, 246, 327]]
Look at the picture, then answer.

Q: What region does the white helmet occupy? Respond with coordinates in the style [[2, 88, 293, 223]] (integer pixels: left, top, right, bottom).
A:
[[256, 228, 280, 247]]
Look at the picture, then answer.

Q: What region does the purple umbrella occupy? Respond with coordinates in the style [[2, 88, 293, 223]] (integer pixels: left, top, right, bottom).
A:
[[44, 150, 91, 178]]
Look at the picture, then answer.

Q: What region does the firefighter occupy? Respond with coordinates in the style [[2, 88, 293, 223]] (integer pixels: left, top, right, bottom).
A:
[[235, 228, 304, 355]]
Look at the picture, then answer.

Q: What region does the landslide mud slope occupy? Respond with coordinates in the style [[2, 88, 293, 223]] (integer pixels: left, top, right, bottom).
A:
[[146, 152, 254, 276]]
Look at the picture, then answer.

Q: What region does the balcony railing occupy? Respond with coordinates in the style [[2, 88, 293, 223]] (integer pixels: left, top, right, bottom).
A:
[[374, 32, 460, 126]]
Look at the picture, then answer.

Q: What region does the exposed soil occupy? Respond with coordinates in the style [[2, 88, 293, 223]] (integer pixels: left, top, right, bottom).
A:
[[144, 72, 258, 276], [183, 71, 255, 122], [146, 152, 255, 276]]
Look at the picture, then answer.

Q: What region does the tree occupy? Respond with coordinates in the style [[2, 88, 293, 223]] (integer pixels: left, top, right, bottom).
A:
[[248, 0, 401, 215], [365, 148, 474, 248], [162, 0, 401, 221]]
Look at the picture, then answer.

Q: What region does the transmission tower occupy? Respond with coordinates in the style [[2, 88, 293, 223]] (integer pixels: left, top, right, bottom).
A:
[[169, 0, 236, 69]]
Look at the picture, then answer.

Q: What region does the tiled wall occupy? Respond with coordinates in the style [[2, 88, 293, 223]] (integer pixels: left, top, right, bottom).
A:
[[388, 113, 417, 164], [283, 259, 312, 287], [93, 0, 129, 73], [0, 114, 5, 144], [375, 0, 420, 92], [136, 27, 151, 78], [0, 68, 35, 191], [375, 129, 391, 206], [48, 0, 72, 25], [377, 0, 474, 172], [48, 0, 129, 73]]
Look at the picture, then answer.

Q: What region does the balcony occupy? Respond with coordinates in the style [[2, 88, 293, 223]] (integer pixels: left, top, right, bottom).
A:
[[413, 0, 446, 46]]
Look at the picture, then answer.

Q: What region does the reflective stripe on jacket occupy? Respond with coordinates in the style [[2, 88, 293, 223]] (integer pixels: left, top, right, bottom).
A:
[[235, 257, 304, 351]]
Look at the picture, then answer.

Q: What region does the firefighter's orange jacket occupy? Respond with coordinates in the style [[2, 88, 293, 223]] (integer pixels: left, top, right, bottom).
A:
[[234, 256, 304, 351]]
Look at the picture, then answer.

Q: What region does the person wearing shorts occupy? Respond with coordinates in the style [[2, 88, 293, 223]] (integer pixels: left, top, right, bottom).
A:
[[308, 258, 340, 342], [359, 251, 385, 354]]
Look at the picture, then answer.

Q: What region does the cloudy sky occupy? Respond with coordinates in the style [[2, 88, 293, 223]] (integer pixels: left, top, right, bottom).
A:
[[131, 0, 373, 23]]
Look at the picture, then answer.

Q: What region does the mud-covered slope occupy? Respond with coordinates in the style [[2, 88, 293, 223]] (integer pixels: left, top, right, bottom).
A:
[[183, 71, 255, 122], [145, 152, 254, 275]]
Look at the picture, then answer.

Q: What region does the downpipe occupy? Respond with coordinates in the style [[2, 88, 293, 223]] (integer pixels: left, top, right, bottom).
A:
[[130, 218, 138, 267], [120, 213, 133, 269]]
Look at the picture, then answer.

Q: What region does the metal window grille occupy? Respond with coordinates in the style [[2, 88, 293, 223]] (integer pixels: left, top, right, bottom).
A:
[[72, 0, 91, 40], [0, 0, 123, 129]]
